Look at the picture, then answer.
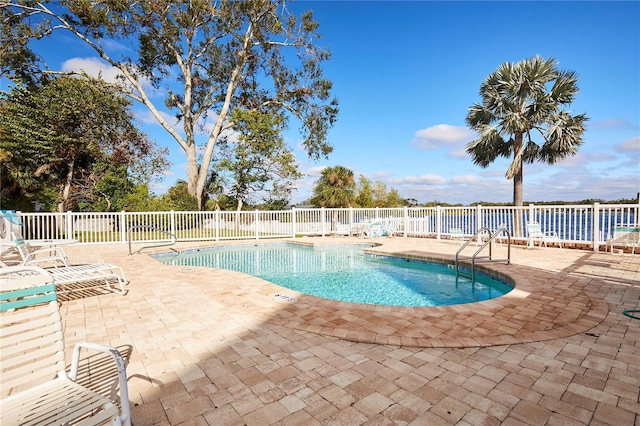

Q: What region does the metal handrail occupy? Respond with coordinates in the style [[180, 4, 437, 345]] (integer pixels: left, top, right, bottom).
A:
[[455, 226, 511, 281], [128, 226, 177, 255]]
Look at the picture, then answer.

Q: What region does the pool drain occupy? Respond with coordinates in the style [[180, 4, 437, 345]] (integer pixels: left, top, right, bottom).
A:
[[273, 293, 298, 303]]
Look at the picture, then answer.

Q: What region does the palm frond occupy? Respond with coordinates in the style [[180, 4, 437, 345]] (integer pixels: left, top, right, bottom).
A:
[[539, 112, 588, 163], [466, 126, 508, 167]]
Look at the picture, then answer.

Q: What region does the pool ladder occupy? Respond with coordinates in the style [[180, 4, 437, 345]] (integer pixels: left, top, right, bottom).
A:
[[455, 226, 511, 281], [128, 226, 177, 255]]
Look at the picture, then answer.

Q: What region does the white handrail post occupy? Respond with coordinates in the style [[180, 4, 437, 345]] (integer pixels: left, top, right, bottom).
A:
[[476, 204, 483, 231], [436, 205, 442, 240], [593, 202, 600, 252]]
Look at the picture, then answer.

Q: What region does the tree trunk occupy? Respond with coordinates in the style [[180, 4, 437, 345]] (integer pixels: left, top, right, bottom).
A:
[[57, 161, 74, 213], [512, 134, 524, 237], [234, 199, 243, 233], [185, 145, 201, 208], [512, 134, 524, 207]]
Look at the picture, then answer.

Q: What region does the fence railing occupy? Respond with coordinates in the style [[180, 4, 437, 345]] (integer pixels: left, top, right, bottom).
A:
[[8, 203, 640, 252]]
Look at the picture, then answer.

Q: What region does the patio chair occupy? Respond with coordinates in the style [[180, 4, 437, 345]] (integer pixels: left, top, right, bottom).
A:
[[606, 225, 639, 254], [449, 228, 465, 243], [46, 263, 129, 295], [362, 221, 392, 238], [0, 266, 131, 426], [333, 223, 353, 237], [11, 231, 70, 267], [381, 219, 400, 237], [10, 231, 128, 295], [526, 221, 562, 249]]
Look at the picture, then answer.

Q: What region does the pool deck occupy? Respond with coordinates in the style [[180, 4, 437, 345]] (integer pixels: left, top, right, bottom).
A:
[[58, 237, 639, 425]]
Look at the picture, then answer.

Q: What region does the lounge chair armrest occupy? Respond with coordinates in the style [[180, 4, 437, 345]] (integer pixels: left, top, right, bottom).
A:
[[23, 247, 69, 266], [70, 341, 131, 425]]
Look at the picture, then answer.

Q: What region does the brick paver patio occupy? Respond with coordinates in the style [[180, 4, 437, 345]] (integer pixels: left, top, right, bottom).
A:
[[58, 237, 639, 425]]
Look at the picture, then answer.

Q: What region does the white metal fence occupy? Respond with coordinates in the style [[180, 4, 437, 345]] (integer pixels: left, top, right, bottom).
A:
[[9, 203, 639, 252]]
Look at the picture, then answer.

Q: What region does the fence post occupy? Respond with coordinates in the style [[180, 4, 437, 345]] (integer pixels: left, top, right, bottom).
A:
[[255, 210, 259, 239], [403, 206, 408, 238], [349, 207, 354, 227], [66, 210, 73, 240], [291, 207, 296, 237], [321, 208, 326, 237], [436, 205, 442, 239], [170, 211, 176, 239], [593, 202, 601, 252], [120, 211, 126, 243], [476, 204, 483, 231], [215, 210, 220, 241]]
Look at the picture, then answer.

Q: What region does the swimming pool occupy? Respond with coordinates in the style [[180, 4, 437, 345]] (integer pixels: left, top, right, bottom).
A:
[[153, 243, 513, 307]]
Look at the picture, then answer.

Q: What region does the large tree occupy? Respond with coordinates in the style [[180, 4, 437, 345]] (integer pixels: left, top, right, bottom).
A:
[[355, 175, 407, 208], [309, 165, 356, 208], [218, 109, 302, 211], [1, 76, 168, 211], [466, 56, 588, 206], [1, 0, 338, 208]]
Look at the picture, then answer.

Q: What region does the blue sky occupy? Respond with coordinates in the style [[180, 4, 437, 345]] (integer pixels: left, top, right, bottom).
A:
[[11, 1, 640, 205]]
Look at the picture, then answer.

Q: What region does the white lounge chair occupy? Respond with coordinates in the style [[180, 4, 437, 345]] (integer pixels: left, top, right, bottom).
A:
[[47, 263, 129, 295], [10, 232, 128, 295], [333, 223, 353, 237], [11, 232, 70, 267], [449, 228, 465, 243], [360, 221, 392, 238], [0, 266, 131, 426], [526, 221, 562, 249], [607, 225, 639, 254]]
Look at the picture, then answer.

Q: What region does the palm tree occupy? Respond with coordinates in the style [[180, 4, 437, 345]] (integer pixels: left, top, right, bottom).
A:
[[466, 56, 588, 207], [310, 165, 356, 208]]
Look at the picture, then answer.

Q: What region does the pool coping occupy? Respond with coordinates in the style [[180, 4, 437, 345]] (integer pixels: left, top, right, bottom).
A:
[[158, 240, 609, 348]]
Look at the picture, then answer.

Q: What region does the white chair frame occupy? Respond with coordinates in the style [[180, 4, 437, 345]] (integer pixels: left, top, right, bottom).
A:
[[0, 266, 131, 426]]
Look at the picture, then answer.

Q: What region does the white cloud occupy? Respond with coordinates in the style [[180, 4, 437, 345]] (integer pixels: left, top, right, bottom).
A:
[[390, 174, 447, 185], [304, 166, 327, 178], [479, 169, 506, 178], [450, 148, 470, 159], [61, 56, 160, 98], [61, 57, 122, 83], [591, 118, 636, 131], [372, 171, 392, 179], [615, 137, 640, 152], [412, 124, 475, 150], [101, 39, 130, 54], [450, 175, 479, 184]]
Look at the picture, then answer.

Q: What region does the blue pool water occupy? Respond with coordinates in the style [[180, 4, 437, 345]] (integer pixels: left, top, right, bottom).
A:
[[153, 243, 512, 307]]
